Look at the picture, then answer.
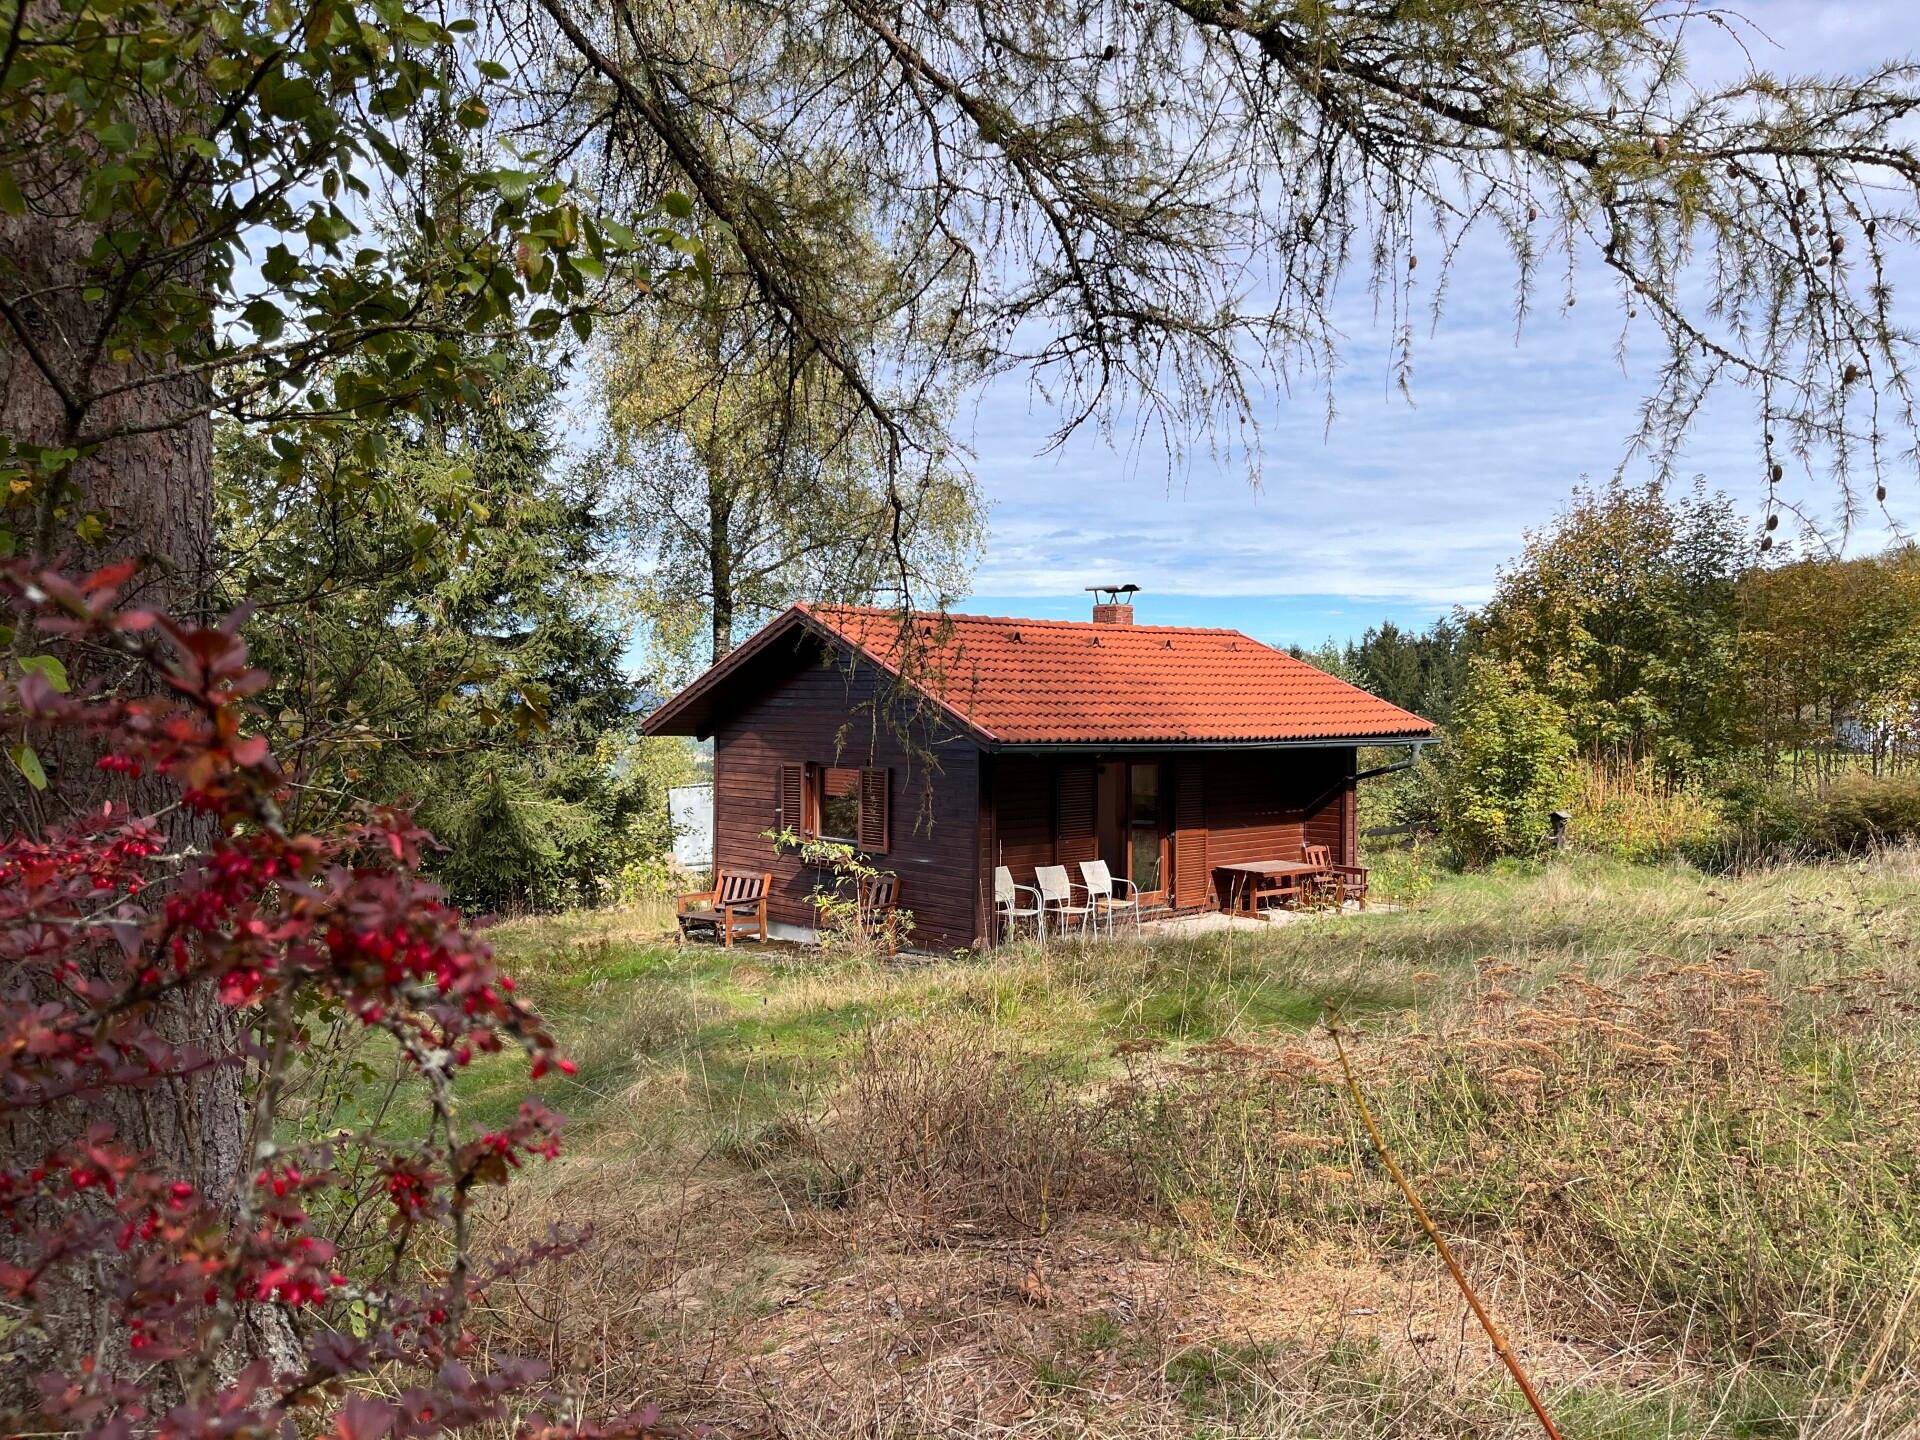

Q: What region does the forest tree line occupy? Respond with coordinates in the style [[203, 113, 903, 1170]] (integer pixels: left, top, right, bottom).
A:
[[1312, 480, 1920, 863]]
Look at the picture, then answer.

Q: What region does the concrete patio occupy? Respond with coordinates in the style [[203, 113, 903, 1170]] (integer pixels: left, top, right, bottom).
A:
[[1137, 900, 1386, 936]]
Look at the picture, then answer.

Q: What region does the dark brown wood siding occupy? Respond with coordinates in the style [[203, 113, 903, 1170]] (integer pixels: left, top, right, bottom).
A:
[[712, 654, 982, 949], [988, 747, 1358, 910], [1171, 756, 1208, 907], [988, 755, 1055, 887]]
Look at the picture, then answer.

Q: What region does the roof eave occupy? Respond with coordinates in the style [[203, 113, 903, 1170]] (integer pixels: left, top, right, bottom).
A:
[[983, 732, 1434, 754], [638, 604, 817, 738], [639, 603, 999, 747]]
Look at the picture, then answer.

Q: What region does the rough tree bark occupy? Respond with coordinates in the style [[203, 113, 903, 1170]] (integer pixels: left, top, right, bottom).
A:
[[707, 483, 735, 662], [0, 36, 298, 1387]]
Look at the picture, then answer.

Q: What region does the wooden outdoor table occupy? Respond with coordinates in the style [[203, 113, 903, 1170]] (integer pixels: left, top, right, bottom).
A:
[[1214, 860, 1327, 917]]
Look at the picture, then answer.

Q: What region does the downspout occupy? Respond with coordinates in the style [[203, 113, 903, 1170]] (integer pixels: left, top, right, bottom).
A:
[[1354, 737, 1433, 784]]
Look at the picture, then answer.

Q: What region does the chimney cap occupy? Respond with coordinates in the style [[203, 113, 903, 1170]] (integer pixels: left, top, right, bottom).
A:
[[1085, 583, 1140, 605]]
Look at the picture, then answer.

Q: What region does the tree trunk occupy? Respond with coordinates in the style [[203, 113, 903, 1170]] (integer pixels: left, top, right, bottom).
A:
[[708, 485, 734, 662], [0, 49, 297, 1392]]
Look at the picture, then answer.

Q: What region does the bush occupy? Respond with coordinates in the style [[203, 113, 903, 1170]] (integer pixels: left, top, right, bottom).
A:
[[1566, 761, 1729, 863], [1435, 660, 1576, 866], [1687, 772, 1920, 867], [0, 567, 650, 1440], [1804, 772, 1920, 851], [774, 1017, 1129, 1242]]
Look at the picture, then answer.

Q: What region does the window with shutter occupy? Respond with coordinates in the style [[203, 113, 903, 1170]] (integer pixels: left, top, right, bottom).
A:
[[1055, 763, 1097, 865], [778, 764, 805, 837], [858, 767, 889, 853], [817, 766, 861, 843], [1173, 758, 1207, 907]]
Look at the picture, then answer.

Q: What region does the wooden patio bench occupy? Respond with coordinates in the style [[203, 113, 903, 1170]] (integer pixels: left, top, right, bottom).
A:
[[676, 869, 772, 948]]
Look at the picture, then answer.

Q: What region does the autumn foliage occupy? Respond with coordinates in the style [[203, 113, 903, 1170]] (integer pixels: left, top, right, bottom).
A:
[[0, 563, 662, 1440]]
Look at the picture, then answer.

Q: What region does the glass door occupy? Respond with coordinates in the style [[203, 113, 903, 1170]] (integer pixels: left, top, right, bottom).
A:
[[1127, 763, 1164, 900]]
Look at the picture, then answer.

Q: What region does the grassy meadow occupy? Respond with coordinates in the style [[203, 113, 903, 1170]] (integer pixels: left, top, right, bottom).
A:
[[390, 855, 1920, 1438]]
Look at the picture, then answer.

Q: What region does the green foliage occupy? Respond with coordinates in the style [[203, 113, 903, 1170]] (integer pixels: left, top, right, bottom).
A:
[[601, 204, 982, 675], [215, 341, 678, 912], [1740, 545, 1920, 777], [1435, 660, 1575, 865], [766, 827, 913, 955], [1798, 773, 1920, 853], [1474, 478, 1747, 778], [0, 0, 681, 555], [1696, 772, 1920, 866], [1564, 762, 1730, 865], [1340, 619, 1470, 726]]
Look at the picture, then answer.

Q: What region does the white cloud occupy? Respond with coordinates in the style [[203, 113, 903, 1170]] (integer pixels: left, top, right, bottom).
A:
[[958, 0, 1920, 614]]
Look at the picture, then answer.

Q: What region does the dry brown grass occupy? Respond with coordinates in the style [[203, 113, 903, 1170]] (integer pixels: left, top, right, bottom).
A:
[[464, 855, 1920, 1439], [761, 1018, 1136, 1245], [1111, 954, 1920, 1372]]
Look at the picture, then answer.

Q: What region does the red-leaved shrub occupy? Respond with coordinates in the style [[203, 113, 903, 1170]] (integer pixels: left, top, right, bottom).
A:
[[0, 563, 667, 1440]]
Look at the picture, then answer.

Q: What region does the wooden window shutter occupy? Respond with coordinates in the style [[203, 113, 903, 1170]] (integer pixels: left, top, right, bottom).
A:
[[1173, 758, 1207, 907], [778, 763, 805, 836], [1055, 763, 1096, 865], [858, 767, 890, 853]]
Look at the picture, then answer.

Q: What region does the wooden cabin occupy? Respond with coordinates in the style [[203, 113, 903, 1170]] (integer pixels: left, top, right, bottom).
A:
[[642, 595, 1433, 949]]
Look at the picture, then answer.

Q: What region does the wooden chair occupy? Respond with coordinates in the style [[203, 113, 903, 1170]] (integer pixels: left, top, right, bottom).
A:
[[1300, 844, 1336, 907], [856, 872, 905, 953], [1329, 861, 1370, 909], [1300, 844, 1368, 910], [676, 869, 771, 948]]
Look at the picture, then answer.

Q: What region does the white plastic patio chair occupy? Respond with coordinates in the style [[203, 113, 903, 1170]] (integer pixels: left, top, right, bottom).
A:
[[1079, 859, 1141, 936], [1034, 864, 1095, 940], [993, 865, 1044, 944]]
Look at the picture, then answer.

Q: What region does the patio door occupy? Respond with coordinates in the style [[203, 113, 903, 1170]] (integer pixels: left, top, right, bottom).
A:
[[1095, 761, 1167, 902], [1127, 762, 1165, 901]]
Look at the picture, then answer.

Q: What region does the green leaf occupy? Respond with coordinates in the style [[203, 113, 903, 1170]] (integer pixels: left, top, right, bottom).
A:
[[0, 171, 23, 216], [243, 297, 286, 342], [19, 655, 69, 692], [10, 744, 46, 791], [660, 191, 694, 220]]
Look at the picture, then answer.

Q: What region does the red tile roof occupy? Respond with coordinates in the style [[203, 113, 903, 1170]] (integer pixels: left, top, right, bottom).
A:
[[645, 603, 1431, 745]]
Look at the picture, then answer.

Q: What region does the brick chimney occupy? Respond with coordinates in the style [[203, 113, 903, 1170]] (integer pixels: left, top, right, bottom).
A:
[[1088, 584, 1139, 625]]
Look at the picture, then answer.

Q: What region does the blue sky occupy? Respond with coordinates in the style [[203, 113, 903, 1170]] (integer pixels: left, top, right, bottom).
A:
[[955, 0, 1918, 650]]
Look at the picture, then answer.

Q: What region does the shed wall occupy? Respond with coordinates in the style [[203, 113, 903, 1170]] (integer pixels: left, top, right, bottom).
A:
[[987, 748, 1357, 911], [712, 654, 982, 949]]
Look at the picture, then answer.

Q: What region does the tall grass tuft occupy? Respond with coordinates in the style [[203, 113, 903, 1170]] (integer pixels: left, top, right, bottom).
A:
[[1110, 954, 1920, 1370], [770, 1016, 1134, 1243], [1566, 762, 1728, 863]]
